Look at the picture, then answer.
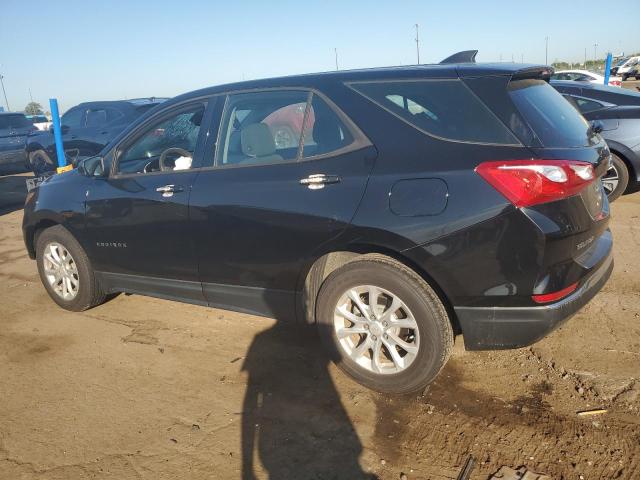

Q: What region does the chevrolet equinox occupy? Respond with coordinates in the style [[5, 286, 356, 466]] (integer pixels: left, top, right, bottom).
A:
[[23, 58, 613, 393]]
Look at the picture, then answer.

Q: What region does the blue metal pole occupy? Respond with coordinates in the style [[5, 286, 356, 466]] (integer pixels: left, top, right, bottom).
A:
[[49, 98, 66, 168], [604, 53, 613, 85]]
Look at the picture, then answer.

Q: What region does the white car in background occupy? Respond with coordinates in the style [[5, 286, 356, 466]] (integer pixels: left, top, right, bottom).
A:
[[617, 56, 640, 80], [551, 70, 622, 87]]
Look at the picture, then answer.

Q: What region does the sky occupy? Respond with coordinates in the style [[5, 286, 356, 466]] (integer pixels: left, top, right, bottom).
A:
[[1, 0, 639, 113]]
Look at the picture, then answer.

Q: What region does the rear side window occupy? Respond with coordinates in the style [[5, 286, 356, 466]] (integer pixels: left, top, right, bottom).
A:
[[508, 79, 591, 148], [0, 114, 31, 129], [350, 79, 519, 145], [563, 95, 604, 114], [85, 109, 108, 127]]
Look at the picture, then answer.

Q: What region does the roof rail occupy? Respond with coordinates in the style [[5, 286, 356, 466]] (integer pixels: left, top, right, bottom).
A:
[[439, 50, 478, 64]]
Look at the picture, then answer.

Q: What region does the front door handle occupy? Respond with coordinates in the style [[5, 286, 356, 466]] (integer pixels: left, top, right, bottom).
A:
[[156, 184, 184, 197], [299, 174, 341, 190]]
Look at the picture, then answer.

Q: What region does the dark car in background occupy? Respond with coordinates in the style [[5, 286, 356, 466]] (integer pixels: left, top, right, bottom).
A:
[[0, 112, 33, 166], [23, 61, 613, 393], [552, 80, 640, 201], [26, 98, 166, 173]]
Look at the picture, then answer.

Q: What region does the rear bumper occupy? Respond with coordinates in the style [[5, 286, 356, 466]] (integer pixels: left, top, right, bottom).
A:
[[455, 251, 613, 350]]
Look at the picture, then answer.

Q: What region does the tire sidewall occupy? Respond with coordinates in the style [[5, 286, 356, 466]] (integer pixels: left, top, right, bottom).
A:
[[36, 226, 94, 311], [317, 260, 451, 393], [606, 154, 629, 202]]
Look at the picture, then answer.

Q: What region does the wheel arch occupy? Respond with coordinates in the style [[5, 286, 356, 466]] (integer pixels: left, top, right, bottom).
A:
[[607, 141, 639, 186], [25, 218, 61, 259], [297, 245, 460, 334]]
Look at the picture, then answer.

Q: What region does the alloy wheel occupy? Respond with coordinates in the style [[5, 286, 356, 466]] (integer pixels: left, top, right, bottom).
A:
[[333, 285, 420, 374], [602, 164, 620, 196], [43, 242, 79, 300]]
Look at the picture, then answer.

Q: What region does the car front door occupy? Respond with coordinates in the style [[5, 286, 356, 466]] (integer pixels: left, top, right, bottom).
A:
[[189, 89, 376, 318], [84, 99, 212, 302]]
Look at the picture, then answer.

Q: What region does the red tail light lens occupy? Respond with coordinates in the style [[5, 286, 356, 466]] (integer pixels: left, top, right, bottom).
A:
[[532, 282, 578, 304], [476, 160, 595, 207]]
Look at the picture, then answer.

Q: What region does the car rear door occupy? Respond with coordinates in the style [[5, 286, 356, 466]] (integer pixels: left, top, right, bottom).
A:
[[189, 89, 376, 318]]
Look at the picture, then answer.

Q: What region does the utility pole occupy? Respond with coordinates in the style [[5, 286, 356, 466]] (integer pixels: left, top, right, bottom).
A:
[[545, 36, 549, 65], [334, 48, 339, 71], [593, 43, 598, 64], [584, 47, 587, 67], [0, 68, 9, 111], [29, 87, 34, 103], [414, 24, 420, 64]]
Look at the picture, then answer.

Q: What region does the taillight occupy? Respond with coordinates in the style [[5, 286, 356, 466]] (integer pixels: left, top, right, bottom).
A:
[[475, 160, 595, 207], [532, 282, 578, 304], [609, 80, 622, 87]]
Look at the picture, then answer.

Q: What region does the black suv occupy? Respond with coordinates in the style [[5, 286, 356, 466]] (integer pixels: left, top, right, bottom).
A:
[[23, 60, 613, 393], [25, 98, 166, 173]]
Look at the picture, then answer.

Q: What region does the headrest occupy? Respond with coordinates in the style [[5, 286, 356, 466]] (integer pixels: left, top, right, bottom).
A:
[[241, 123, 276, 157]]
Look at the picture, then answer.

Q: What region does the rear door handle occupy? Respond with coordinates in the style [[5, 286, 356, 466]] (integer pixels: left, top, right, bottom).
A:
[[156, 184, 184, 197], [299, 174, 341, 190]]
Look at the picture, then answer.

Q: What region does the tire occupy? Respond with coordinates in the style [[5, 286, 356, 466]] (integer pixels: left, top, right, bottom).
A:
[[36, 225, 106, 311], [28, 149, 54, 175], [316, 254, 453, 394], [602, 153, 629, 203]]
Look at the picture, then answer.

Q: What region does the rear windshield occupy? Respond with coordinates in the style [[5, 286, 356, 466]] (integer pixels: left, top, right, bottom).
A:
[[508, 79, 591, 148], [350, 79, 520, 145], [0, 114, 31, 129]]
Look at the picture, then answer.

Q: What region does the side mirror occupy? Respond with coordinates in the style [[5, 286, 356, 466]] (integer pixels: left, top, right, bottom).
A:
[[591, 120, 604, 134]]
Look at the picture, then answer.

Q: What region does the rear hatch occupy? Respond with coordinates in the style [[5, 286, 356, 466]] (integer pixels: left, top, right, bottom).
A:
[[0, 114, 32, 153], [464, 68, 611, 302]]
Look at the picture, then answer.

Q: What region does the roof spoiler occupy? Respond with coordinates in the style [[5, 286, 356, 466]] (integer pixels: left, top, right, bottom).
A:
[[439, 50, 478, 64]]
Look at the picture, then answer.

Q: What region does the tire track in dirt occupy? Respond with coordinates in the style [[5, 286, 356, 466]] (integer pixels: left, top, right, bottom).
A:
[[372, 361, 638, 479]]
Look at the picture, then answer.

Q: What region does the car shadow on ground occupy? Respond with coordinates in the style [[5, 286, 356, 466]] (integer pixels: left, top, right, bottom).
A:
[[0, 167, 30, 216], [240, 320, 377, 479]]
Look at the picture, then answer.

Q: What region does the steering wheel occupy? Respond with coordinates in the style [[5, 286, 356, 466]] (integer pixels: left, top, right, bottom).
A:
[[158, 147, 192, 171]]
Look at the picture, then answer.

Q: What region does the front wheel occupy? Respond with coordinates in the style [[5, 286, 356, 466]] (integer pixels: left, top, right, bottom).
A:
[[316, 254, 453, 394], [36, 225, 106, 311], [602, 153, 629, 202]]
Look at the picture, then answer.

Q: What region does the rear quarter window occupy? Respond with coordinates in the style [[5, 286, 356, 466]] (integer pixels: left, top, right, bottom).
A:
[[349, 79, 520, 145]]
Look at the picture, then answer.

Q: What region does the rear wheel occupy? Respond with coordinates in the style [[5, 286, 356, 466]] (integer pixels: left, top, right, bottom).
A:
[[602, 153, 629, 202], [316, 254, 453, 393], [36, 225, 106, 311]]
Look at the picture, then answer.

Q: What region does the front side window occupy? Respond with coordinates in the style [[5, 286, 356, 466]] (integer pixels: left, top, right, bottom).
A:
[[350, 79, 519, 145], [61, 108, 84, 128], [116, 104, 204, 174]]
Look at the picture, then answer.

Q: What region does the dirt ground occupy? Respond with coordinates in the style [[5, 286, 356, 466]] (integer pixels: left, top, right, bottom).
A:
[[0, 166, 639, 480]]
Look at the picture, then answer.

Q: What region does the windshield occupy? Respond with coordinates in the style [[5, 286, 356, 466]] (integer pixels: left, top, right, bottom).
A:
[[508, 79, 593, 148], [0, 114, 32, 129]]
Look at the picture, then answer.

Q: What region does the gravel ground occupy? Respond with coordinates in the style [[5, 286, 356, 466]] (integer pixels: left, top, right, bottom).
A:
[[0, 169, 638, 479]]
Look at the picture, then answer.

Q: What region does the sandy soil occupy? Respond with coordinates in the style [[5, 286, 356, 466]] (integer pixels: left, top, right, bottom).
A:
[[0, 170, 638, 480]]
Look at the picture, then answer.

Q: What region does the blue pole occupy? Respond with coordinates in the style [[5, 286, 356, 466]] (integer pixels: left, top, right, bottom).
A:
[[49, 98, 66, 168], [604, 53, 613, 85]]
